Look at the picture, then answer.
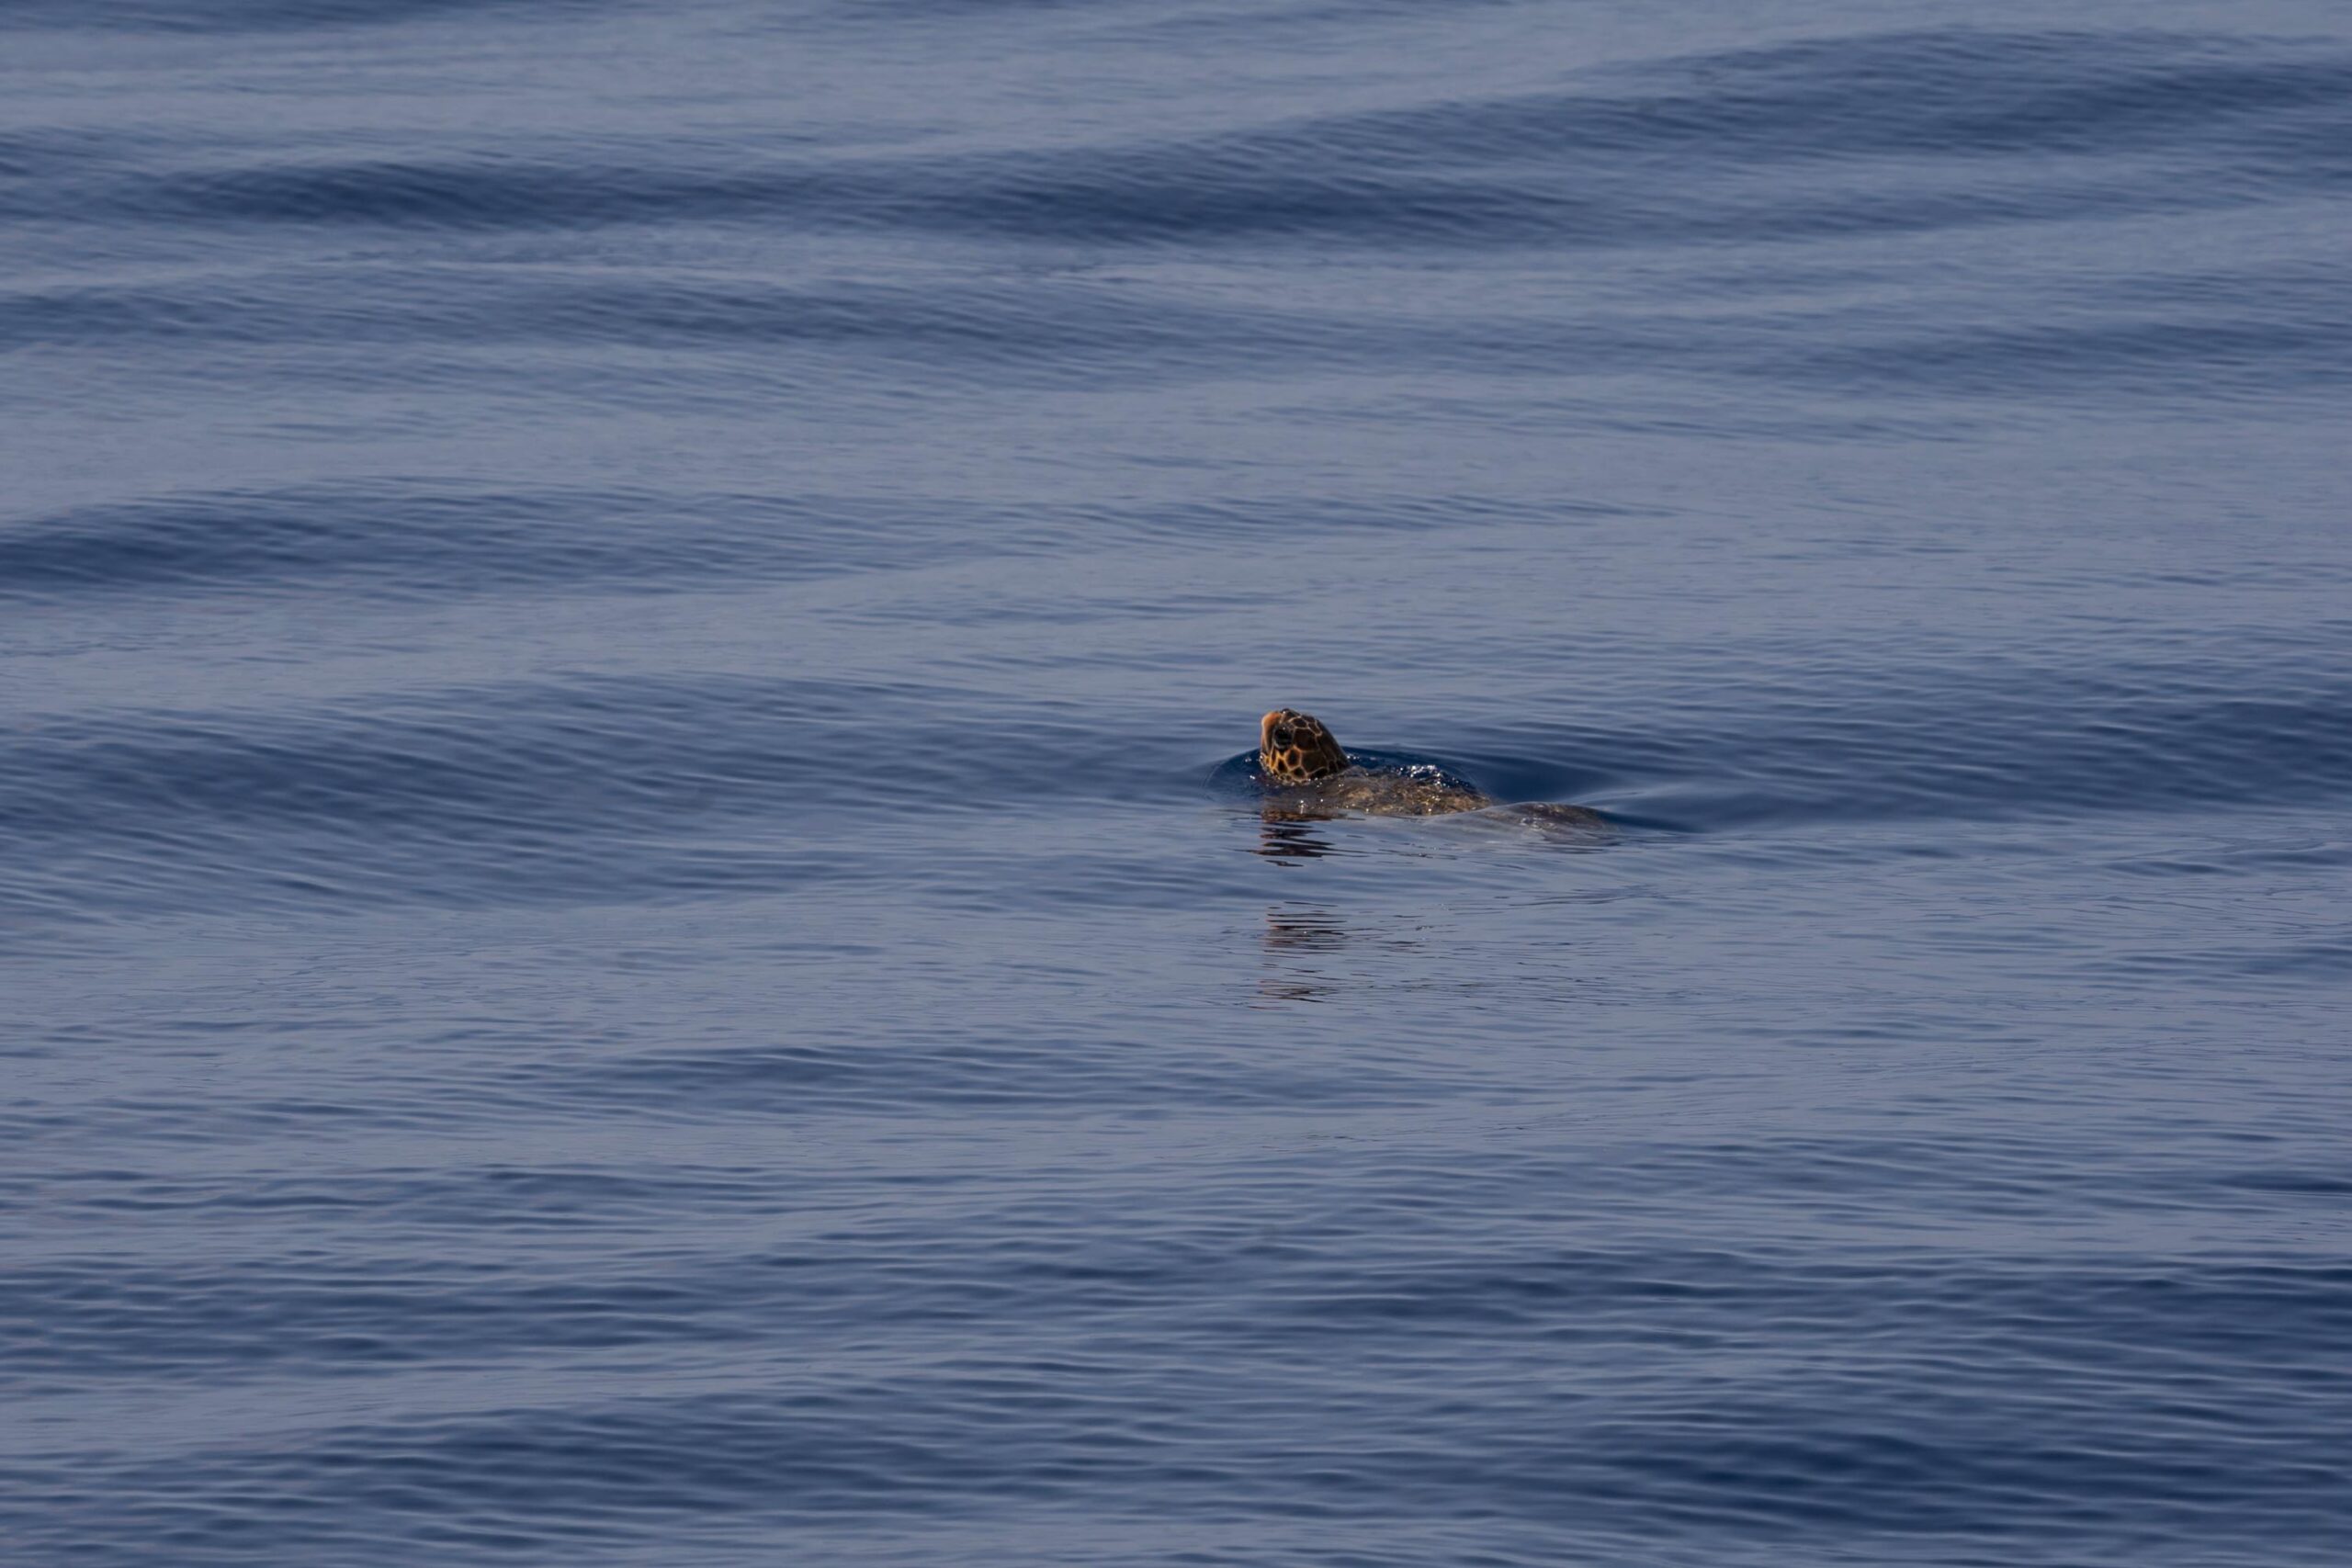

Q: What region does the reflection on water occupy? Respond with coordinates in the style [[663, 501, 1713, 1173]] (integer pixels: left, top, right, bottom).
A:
[[1263, 905, 1351, 953], [1255, 818, 1340, 863], [1257, 904, 1350, 1006], [1255, 901, 1425, 1008], [1251, 797, 1615, 855], [1246, 806, 1613, 1007]]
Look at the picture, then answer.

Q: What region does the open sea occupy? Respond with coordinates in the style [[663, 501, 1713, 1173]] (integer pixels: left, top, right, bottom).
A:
[[4, 2, 2349, 1563]]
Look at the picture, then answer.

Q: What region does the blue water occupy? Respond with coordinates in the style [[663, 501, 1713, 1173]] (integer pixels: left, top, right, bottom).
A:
[[5, 2, 2350, 1562]]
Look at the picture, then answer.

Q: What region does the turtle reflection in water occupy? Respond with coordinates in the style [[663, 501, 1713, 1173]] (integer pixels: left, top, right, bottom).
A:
[[1255, 708, 1608, 832]]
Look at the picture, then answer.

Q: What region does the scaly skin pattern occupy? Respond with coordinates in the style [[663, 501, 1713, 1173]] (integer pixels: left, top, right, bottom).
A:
[[1256, 707, 1607, 828], [1261, 773, 1495, 819]]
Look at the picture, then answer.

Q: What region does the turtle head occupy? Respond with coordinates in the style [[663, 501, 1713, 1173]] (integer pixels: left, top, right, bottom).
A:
[[1260, 709, 1348, 784]]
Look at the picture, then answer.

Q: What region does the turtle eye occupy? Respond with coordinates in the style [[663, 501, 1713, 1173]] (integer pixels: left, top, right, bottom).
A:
[[1272, 726, 1294, 749]]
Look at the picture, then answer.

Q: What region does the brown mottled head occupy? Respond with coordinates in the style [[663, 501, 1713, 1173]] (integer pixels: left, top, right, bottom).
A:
[[1260, 708, 1349, 784]]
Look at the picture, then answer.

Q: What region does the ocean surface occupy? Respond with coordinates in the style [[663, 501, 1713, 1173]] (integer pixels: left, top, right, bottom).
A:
[[5, 2, 2350, 1563]]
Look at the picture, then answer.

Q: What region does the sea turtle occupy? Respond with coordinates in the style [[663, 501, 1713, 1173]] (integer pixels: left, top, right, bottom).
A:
[[1255, 708, 1607, 829]]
